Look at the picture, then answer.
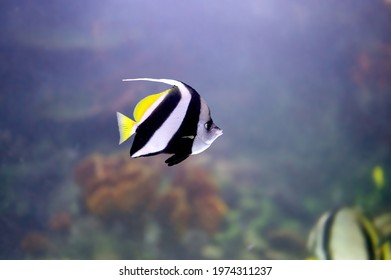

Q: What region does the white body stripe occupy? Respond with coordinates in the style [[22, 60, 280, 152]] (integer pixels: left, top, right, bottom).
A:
[[314, 212, 329, 260], [309, 208, 372, 260], [131, 82, 192, 157], [330, 209, 368, 259]]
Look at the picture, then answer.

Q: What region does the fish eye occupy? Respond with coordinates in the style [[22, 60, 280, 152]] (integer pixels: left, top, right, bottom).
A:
[[204, 120, 213, 131]]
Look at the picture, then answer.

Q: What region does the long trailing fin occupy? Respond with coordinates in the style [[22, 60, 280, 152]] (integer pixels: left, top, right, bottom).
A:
[[116, 112, 136, 144], [133, 89, 169, 122], [122, 78, 183, 88]]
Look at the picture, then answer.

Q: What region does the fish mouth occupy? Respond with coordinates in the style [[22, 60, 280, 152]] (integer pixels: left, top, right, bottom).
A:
[[212, 123, 223, 136], [215, 129, 223, 138], [204, 128, 223, 145]]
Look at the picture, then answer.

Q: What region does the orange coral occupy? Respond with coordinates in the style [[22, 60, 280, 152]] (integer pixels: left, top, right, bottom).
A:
[[156, 186, 190, 234], [74, 153, 160, 219], [192, 194, 227, 234], [157, 162, 227, 234], [74, 153, 227, 234]]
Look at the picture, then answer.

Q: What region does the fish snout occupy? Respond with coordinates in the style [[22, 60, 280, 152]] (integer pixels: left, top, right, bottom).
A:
[[214, 125, 223, 137]]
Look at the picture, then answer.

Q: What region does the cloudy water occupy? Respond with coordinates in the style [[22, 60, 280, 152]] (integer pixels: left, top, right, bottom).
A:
[[1, 0, 391, 259]]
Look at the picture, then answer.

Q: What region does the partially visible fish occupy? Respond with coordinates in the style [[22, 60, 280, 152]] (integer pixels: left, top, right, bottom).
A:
[[117, 78, 223, 166], [307, 207, 382, 260]]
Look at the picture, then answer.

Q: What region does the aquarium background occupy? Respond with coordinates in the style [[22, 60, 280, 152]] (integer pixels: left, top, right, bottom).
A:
[[1, 0, 391, 259]]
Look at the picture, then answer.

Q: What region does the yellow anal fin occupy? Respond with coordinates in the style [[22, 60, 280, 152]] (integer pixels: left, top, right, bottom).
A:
[[117, 112, 136, 144], [133, 89, 170, 122]]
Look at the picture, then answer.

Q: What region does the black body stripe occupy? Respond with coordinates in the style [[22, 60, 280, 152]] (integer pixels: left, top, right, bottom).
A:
[[130, 86, 181, 157], [163, 84, 201, 156], [323, 210, 336, 260]]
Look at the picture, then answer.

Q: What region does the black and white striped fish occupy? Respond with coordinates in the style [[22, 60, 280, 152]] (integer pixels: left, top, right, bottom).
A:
[[307, 207, 382, 259], [116, 78, 223, 166]]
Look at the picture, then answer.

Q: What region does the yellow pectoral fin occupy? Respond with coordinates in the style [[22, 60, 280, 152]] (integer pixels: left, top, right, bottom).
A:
[[133, 89, 170, 122], [117, 112, 136, 144]]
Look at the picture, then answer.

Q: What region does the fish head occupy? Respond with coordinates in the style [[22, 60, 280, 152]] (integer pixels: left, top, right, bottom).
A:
[[202, 119, 223, 145], [191, 98, 223, 155], [191, 117, 223, 155]]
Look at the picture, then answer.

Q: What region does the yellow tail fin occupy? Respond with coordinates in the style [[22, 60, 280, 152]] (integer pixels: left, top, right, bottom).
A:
[[117, 112, 136, 144]]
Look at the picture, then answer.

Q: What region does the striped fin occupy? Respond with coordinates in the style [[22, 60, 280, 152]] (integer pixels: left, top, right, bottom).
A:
[[133, 90, 169, 122], [117, 112, 136, 144]]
